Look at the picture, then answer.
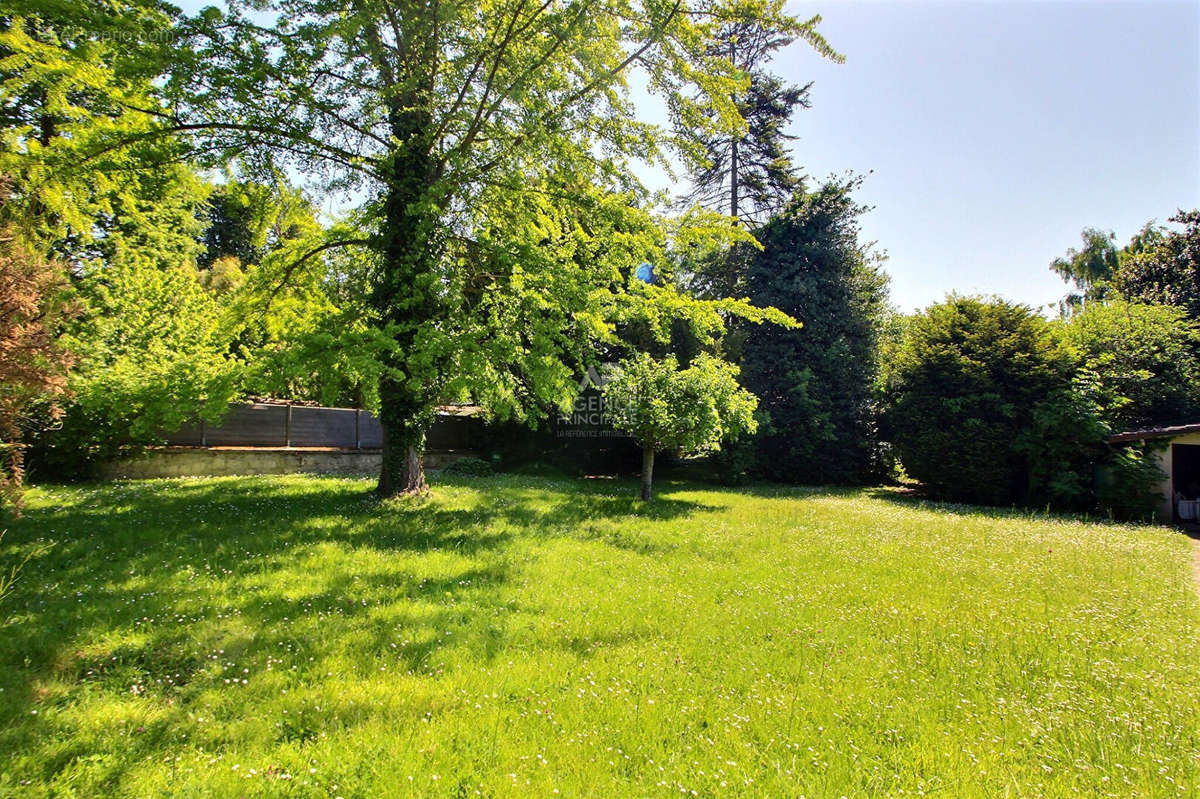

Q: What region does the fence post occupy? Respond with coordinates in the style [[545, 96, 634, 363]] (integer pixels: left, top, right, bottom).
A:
[[285, 404, 292, 448], [200, 419, 207, 448], [355, 409, 361, 450]]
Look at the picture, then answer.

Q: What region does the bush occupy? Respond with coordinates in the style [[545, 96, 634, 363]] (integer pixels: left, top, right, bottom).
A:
[[885, 296, 1075, 506], [710, 429, 758, 485], [1060, 300, 1200, 431], [1015, 380, 1109, 510], [24, 258, 240, 480], [1096, 443, 1166, 522], [442, 456, 495, 477]]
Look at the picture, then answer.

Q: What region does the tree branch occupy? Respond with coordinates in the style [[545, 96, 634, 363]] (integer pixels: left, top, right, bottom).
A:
[[264, 238, 372, 304]]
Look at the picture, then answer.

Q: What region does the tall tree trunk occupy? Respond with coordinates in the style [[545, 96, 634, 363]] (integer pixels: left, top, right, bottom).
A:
[[726, 35, 740, 296], [372, 91, 440, 497], [728, 36, 740, 224], [729, 139, 739, 222], [376, 382, 431, 496], [726, 135, 740, 295], [641, 446, 655, 501]]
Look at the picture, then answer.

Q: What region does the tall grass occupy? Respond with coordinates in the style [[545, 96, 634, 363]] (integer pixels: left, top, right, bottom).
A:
[[0, 475, 1196, 796]]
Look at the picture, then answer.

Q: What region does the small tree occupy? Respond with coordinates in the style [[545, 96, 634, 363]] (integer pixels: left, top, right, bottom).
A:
[[0, 222, 74, 511], [603, 353, 757, 500]]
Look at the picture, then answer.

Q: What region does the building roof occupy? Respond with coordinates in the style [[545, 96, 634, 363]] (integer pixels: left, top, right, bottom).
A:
[[1106, 423, 1200, 444]]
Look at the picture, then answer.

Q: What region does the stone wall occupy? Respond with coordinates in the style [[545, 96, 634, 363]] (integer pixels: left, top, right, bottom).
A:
[[100, 447, 478, 480]]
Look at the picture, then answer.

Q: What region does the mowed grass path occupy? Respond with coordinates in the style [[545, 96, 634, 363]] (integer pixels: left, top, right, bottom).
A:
[[1, 475, 1197, 797]]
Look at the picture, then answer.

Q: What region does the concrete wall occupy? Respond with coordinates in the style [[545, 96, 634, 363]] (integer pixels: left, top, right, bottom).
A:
[[101, 447, 478, 480], [1153, 443, 1173, 523]]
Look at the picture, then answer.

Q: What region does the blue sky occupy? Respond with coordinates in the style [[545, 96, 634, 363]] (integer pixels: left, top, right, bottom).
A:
[[779, 0, 1200, 311], [173, 0, 1199, 313]]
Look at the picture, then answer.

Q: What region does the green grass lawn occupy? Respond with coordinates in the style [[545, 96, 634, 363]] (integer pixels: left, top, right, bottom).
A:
[[1, 474, 1197, 797]]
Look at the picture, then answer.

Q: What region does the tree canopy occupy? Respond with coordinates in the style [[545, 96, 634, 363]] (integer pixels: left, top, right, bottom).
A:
[[1050, 211, 1200, 321], [603, 351, 757, 499], [1050, 227, 1119, 311], [738, 177, 889, 484], [114, 0, 828, 495], [679, 0, 840, 224], [1115, 210, 1200, 321]]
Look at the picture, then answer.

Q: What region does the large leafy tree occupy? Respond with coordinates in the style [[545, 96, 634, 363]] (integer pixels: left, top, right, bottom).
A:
[[738, 177, 889, 484], [110, 0, 833, 496], [1049, 227, 1119, 313], [2, 3, 251, 476], [1050, 211, 1200, 323], [1115, 210, 1200, 322], [0, 2, 195, 252]]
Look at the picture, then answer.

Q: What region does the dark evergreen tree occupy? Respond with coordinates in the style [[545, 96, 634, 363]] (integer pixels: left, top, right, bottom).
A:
[[198, 180, 316, 272], [199, 184, 266, 270], [738, 177, 890, 484], [681, 9, 840, 228]]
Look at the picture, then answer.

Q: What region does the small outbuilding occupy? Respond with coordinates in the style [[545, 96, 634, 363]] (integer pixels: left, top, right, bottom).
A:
[[1107, 423, 1200, 523]]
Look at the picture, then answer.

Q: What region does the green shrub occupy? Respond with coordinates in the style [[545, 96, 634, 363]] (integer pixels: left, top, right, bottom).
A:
[[885, 296, 1075, 506], [1015, 380, 1109, 510], [1096, 443, 1166, 521], [442, 456, 494, 477], [1061, 300, 1200, 431]]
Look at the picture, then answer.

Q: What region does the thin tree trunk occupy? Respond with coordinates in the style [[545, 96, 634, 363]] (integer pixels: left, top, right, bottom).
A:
[[729, 37, 739, 224], [641, 446, 655, 501], [729, 139, 739, 222]]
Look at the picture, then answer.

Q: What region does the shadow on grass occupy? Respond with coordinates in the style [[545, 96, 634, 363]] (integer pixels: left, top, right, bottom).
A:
[[0, 472, 719, 777], [677, 477, 1170, 530], [857, 485, 1168, 528]]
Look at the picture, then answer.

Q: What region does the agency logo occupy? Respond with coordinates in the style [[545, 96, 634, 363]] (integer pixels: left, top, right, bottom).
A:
[[576, 364, 612, 392], [557, 363, 630, 438]]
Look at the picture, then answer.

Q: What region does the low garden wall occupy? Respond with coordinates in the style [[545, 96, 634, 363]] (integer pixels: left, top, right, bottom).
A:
[[99, 401, 485, 480], [164, 402, 482, 450], [101, 447, 479, 480], [100, 398, 637, 480]]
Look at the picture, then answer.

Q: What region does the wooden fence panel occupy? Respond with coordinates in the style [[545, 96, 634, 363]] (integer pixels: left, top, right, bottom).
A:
[[290, 406, 357, 448], [358, 413, 384, 449], [162, 403, 476, 451]]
